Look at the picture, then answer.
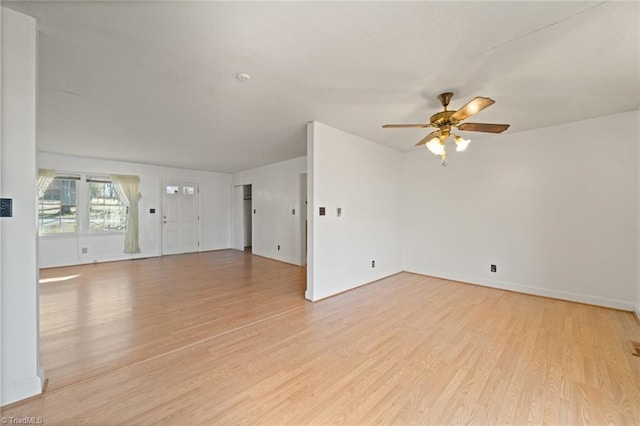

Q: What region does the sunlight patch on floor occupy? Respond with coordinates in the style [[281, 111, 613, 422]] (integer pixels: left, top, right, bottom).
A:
[[39, 274, 81, 284]]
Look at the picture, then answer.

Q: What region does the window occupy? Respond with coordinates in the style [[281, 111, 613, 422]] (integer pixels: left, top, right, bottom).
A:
[[38, 173, 137, 237], [89, 181, 127, 232], [39, 178, 78, 233]]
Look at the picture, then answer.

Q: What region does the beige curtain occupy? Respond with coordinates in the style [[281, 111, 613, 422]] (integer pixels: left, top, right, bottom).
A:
[[38, 169, 56, 199], [110, 174, 141, 254]]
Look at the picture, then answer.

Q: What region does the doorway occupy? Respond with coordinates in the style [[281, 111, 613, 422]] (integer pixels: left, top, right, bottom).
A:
[[232, 184, 252, 252], [300, 173, 307, 265], [162, 181, 200, 255], [243, 185, 252, 251]]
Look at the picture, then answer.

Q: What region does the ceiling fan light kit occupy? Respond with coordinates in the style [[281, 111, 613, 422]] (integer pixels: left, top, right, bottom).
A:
[[454, 135, 470, 152], [383, 92, 510, 167]]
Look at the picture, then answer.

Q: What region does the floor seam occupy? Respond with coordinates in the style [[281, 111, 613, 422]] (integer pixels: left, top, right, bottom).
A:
[[38, 304, 307, 399]]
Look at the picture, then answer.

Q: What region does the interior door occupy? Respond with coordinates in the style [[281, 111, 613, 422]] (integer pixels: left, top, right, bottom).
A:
[[162, 181, 200, 255], [232, 185, 245, 251]]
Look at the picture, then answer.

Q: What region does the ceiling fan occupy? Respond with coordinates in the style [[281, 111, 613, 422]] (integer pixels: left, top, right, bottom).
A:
[[383, 92, 510, 166]]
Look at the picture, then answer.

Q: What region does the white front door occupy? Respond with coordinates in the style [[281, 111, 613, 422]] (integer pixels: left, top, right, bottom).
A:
[[162, 181, 200, 255]]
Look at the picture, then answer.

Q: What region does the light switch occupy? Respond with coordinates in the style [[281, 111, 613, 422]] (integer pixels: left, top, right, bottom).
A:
[[0, 198, 12, 217], [337, 207, 342, 217]]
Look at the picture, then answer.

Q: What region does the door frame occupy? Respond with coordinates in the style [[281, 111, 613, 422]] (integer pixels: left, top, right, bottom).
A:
[[299, 173, 307, 266], [232, 185, 245, 251], [232, 183, 253, 252]]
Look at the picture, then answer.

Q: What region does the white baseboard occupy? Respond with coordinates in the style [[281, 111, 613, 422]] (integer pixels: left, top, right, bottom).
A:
[[635, 306, 640, 323], [404, 266, 636, 312], [40, 251, 162, 269], [37, 365, 46, 386], [251, 250, 302, 267], [199, 244, 232, 252], [310, 267, 403, 302], [81, 252, 159, 264], [1, 373, 43, 407]]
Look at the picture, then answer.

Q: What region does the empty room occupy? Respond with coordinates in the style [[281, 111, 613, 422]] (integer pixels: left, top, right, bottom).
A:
[[1, 1, 639, 424]]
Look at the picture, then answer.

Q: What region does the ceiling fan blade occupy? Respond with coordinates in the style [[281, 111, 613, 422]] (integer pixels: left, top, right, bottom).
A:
[[450, 97, 495, 121], [415, 130, 441, 146], [382, 124, 430, 128], [457, 123, 510, 133]]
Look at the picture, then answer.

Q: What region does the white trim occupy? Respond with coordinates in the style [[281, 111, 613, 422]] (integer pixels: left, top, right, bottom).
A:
[[251, 250, 302, 267], [199, 243, 232, 252], [1, 373, 43, 407], [39, 252, 159, 269], [635, 306, 640, 323], [37, 365, 46, 389], [403, 266, 636, 312], [309, 267, 403, 302], [39, 231, 125, 239]]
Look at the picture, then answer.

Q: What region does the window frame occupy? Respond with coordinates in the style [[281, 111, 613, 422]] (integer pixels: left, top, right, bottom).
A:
[[38, 173, 127, 236], [87, 178, 127, 233], [38, 175, 80, 235]]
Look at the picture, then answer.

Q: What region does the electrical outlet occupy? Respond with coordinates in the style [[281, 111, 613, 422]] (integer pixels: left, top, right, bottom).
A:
[[319, 207, 326, 216], [491, 264, 497, 273], [337, 207, 342, 217], [277, 245, 280, 251], [81, 247, 88, 254], [372, 260, 375, 268]]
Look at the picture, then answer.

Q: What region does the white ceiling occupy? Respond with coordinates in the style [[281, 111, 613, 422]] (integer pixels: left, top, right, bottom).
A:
[[5, 1, 639, 173]]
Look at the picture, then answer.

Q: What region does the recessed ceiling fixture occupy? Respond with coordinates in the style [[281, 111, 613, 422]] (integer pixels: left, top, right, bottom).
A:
[[236, 72, 251, 82], [383, 92, 510, 167]]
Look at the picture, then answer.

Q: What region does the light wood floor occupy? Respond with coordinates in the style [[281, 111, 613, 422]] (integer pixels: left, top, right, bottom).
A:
[[2, 250, 640, 424]]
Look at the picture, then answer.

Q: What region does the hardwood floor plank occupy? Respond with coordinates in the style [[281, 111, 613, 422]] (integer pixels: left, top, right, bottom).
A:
[[36, 250, 307, 392], [2, 251, 639, 424]]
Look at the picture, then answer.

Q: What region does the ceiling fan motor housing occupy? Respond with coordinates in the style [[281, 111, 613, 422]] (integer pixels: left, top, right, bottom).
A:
[[430, 110, 457, 128]]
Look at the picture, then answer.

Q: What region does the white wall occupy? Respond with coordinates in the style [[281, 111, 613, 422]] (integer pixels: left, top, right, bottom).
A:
[[307, 121, 402, 301], [232, 156, 307, 265], [38, 152, 232, 268], [0, 7, 44, 406], [402, 110, 639, 311], [637, 111, 640, 319]]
